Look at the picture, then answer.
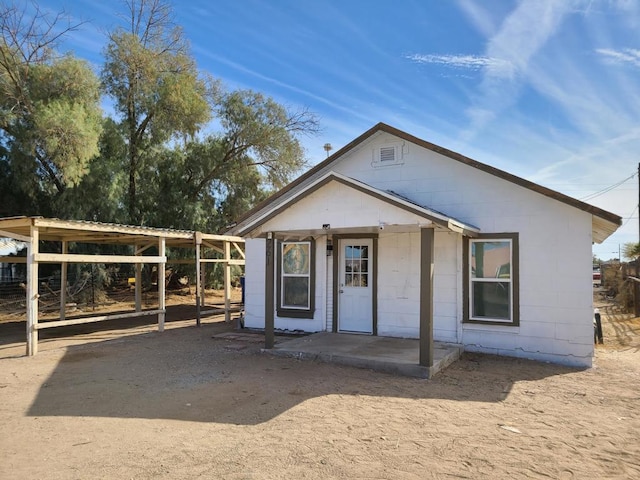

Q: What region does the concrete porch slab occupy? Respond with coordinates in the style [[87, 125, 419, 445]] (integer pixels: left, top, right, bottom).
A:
[[264, 332, 463, 378]]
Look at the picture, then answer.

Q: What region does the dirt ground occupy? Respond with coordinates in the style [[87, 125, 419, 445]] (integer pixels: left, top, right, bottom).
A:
[[0, 297, 639, 479]]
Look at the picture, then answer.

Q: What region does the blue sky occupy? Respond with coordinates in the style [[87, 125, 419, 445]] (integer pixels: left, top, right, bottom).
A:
[[31, 0, 640, 260]]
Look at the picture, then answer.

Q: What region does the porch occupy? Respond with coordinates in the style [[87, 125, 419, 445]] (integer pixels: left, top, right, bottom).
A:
[[265, 332, 463, 378]]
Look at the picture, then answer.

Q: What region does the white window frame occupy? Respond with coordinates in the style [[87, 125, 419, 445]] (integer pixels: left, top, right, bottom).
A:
[[279, 241, 311, 311], [467, 237, 516, 324]]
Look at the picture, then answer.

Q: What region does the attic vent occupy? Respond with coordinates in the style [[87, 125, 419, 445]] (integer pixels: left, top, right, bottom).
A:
[[380, 146, 395, 162], [371, 142, 405, 168]]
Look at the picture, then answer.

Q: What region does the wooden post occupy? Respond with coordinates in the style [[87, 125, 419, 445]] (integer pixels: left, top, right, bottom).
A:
[[60, 240, 67, 321], [26, 225, 39, 356], [419, 227, 434, 368], [224, 240, 232, 323], [200, 260, 206, 308], [135, 245, 142, 312], [158, 237, 166, 332], [195, 232, 202, 326], [634, 279, 640, 318], [265, 233, 275, 349], [594, 311, 604, 344]]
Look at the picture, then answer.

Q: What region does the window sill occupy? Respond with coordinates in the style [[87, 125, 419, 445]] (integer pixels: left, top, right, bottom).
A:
[[277, 308, 315, 319], [463, 322, 520, 334]]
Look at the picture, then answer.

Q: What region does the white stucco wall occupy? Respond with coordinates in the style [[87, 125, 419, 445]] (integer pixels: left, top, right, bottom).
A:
[[241, 130, 597, 367], [377, 231, 458, 342], [243, 238, 265, 330]]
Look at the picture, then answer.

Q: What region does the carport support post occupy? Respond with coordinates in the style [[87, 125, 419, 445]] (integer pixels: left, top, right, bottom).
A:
[[135, 246, 142, 312], [200, 262, 206, 308], [158, 237, 166, 332], [26, 225, 39, 356], [60, 240, 67, 321], [265, 232, 275, 349], [224, 240, 232, 323], [194, 232, 202, 326], [419, 227, 434, 368]]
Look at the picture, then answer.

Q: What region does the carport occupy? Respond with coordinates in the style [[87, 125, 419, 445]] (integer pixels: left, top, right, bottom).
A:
[[0, 216, 245, 355]]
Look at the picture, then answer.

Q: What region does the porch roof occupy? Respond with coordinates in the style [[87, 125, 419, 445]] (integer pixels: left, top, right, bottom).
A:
[[231, 172, 480, 238]]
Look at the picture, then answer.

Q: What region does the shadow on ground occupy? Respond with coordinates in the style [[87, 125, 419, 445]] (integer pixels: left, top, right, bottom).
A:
[[600, 304, 640, 352], [22, 318, 579, 425], [0, 303, 204, 349]]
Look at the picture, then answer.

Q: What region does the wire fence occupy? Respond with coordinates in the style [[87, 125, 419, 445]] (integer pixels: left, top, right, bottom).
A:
[[0, 262, 244, 320]]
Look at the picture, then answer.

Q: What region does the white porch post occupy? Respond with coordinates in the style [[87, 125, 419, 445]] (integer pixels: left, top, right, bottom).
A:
[[419, 227, 434, 367], [158, 237, 166, 332], [26, 225, 39, 356]]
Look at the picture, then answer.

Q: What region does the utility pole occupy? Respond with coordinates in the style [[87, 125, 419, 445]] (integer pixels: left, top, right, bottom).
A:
[[638, 162, 640, 243]]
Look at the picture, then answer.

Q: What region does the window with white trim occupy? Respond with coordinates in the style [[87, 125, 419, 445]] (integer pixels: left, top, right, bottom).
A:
[[277, 240, 315, 318], [464, 234, 519, 326]]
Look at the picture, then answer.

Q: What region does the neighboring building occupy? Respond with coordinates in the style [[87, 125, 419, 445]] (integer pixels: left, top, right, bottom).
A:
[[227, 123, 621, 367]]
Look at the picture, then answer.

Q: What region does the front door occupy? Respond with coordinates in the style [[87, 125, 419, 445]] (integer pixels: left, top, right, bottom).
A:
[[338, 239, 373, 333]]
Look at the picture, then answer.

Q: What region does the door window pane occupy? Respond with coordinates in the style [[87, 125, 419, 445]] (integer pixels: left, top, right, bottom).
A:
[[344, 244, 370, 288]]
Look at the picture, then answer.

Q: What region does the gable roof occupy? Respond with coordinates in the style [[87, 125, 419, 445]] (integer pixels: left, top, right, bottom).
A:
[[235, 171, 480, 237], [228, 123, 622, 242]]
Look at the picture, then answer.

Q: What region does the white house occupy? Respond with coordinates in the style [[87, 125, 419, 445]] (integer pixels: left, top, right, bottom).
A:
[[227, 123, 621, 368]]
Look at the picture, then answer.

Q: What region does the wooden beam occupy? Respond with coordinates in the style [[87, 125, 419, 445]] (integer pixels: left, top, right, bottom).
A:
[[201, 241, 224, 254], [164, 259, 196, 265], [34, 253, 166, 264], [135, 244, 155, 254], [233, 242, 246, 259], [265, 233, 275, 349], [199, 258, 245, 265], [35, 309, 163, 329], [0, 256, 26, 263], [0, 229, 30, 242], [200, 306, 243, 317], [0, 217, 33, 229], [200, 233, 245, 243], [419, 227, 434, 368]]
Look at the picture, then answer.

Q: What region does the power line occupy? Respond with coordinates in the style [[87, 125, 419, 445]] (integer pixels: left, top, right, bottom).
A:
[[621, 205, 639, 228], [579, 171, 636, 202]]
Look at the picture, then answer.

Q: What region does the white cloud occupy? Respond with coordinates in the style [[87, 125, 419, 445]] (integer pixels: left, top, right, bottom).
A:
[[596, 47, 640, 66], [455, 0, 498, 37], [460, 0, 579, 137], [406, 53, 513, 74]]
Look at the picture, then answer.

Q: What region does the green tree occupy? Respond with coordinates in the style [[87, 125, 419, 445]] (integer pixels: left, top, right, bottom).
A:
[[622, 242, 640, 261], [57, 118, 128, 222], [101, 0, 211, 224], [140, 89, 319, 232], [0, 2, 102, 214]]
